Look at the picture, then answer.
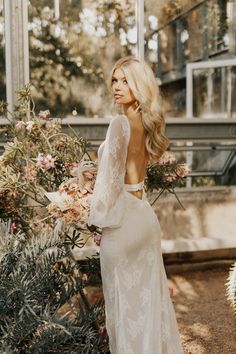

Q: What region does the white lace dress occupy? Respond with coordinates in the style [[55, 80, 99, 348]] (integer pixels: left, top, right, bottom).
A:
[[88, 115, 184, 354]]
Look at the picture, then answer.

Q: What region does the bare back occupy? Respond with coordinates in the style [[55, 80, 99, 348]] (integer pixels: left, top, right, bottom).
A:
[[125, 116, 149, 199]]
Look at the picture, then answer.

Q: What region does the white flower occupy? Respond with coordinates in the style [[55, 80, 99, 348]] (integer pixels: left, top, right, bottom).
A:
[[26, 121, 35, 131], [70, 160, 97, 190], [39, 109, 50, 120], [45, 191, 74, 211], [36, 153, 45, 167]]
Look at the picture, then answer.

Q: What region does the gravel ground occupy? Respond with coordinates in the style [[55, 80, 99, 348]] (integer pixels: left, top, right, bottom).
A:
[[168, 267, 236, 354], [80, 266, 236, 353]]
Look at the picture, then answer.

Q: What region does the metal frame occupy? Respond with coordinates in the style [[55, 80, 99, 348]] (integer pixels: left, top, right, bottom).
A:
[[136, 0, 144, 60], [156, 0, 236, 84], [186, 58, 236, 118], [3, 0, 144, 112], [5, 0, 29, 114], [186, 58, 236, 186], [169, 144, 236, 177], [1, 0, 236, 186]]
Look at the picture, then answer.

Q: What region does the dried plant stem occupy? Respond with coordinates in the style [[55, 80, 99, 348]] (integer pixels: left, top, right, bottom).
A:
[[166, 187, 185, 210], [151, 188, 165, 206]]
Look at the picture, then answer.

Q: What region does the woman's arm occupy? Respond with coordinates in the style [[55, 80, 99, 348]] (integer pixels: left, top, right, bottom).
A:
[[87, 116, 129, 229]]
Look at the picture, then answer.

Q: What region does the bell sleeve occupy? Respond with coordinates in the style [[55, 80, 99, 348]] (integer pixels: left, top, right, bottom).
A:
[[87, 115, 130, 229]]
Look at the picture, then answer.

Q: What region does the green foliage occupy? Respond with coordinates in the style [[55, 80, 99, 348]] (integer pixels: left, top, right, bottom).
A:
[[0, 221, 108, 353], [27, 0, 135, 116], [0, 87, 108, 352]]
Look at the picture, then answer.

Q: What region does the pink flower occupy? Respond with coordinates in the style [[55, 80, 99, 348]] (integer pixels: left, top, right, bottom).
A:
[[38, 109, 50, 120], [166, 172, 177, 182], [36, 153, 56, 170], [82, 273, 88, 281], [36, 153, 45, 166], [176, 164, 191, 177], [8, 190, 19, 198], [44, 154, 56, 170], [11, 221, 18, 234], [69, 161, 79, 171], [98, 325, 107, 336], [93, 232, 102, 246], [169, 287, 174, 298], [159, 152, 177, 165], [15, 121, 25, 130]]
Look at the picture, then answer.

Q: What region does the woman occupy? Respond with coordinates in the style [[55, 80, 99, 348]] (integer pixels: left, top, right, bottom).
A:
[[87, 56, 184, 354]]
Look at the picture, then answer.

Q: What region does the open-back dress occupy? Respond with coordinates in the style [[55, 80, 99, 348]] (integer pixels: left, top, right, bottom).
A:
[[88, 115, 184, 354]]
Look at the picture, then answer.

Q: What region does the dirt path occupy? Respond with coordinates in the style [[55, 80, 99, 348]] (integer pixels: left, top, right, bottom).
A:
[[168, 267, 236, 354]]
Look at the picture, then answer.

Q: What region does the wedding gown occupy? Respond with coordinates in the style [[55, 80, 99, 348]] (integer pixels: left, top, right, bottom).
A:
[[88, 115, 184, 354]]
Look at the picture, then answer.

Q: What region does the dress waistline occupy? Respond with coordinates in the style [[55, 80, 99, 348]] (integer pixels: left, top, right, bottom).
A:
[[124, 180, 145, 192]]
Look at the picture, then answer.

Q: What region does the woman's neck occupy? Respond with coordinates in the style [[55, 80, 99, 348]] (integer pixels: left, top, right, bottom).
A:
[[123, 101, 141, 121]]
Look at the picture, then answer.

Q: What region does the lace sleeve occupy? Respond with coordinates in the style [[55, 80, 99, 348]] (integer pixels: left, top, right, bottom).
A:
[[87, 115, 130, 229]]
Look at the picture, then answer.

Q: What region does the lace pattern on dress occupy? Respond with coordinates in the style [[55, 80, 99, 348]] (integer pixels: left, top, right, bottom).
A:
[[87, 115, 130, 229]]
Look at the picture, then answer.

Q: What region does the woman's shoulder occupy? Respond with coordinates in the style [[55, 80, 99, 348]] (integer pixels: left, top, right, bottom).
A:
[[109, 115, 130, 139], [110, 114, 128, 125]]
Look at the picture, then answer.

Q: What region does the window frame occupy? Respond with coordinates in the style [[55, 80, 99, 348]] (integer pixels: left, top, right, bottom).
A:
[[186, 58, 236, 118]]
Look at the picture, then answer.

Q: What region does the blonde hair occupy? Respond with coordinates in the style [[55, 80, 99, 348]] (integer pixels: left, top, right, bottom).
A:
[[108, 56, 169, 164]]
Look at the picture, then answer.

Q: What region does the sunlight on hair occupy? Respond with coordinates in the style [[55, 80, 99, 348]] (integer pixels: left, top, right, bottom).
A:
[[108, 56, 169, 164]]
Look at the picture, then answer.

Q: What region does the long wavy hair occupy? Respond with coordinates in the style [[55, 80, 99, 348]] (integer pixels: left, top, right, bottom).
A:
[[108, 56, 169, 164]]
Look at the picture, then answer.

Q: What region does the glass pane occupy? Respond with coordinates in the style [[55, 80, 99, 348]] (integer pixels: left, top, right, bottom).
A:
[[192, 148, 232, 172], [158, 23, 177, 73], [28, 0, 136, 117], [207, 0, 230, 54], [180, 6, 205, 64], [170, 142, 233, 172], [144, 1, 161, 71], [170, 141, 236, 187], [0, 0, 6, 101], [145, 30, 158, 71], [193, 66, 236, 118]]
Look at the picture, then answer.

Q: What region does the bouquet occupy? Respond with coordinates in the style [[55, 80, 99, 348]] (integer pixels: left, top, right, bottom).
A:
[[145, 151, 190, 208], [45, 160, 97, 226], [45, 160, 101, 245]]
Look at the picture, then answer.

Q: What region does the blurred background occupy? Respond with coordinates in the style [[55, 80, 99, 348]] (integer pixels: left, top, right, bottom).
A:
[[0, 0, 235, 118], [0, 0, 236, 252]]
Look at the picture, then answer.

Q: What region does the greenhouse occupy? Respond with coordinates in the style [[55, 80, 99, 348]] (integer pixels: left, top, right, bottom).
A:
[[0, 1, 236, 353]]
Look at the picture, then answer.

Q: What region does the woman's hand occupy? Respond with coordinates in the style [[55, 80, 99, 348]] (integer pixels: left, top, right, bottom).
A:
[[87, 224, 102, 246], [92, 231, 102, 246], [87, 223, 102, 234], [87, 224, 97, 232], [168, 287, 174, 298]]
